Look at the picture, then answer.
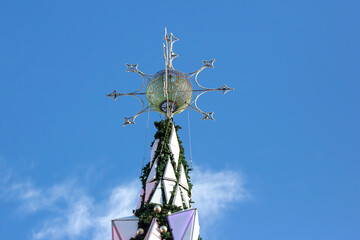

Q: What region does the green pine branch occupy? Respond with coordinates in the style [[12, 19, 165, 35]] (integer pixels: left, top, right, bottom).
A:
[[130, 119, 201, 240]]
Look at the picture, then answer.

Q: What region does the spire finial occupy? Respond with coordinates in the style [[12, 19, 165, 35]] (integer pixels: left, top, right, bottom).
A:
[[106, 30, 234, 126]]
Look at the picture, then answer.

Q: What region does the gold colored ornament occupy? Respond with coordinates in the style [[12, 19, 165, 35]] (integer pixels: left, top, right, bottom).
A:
[[153, 205, 162, 214], [159, 225, 168, 233], [136, 228, 144, 235]]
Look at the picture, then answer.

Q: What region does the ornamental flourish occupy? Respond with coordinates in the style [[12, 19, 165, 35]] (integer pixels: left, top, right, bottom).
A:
[[106, 29, 234, 126]]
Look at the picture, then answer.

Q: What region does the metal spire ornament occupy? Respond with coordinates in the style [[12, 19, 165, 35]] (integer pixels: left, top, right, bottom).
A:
[[106, 28, 234, 126]]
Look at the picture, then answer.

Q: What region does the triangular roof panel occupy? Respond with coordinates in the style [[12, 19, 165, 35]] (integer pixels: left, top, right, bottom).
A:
[[168, 125, 180, 167], [179, 164, 189, 190], [163, 180, 176, 204], [168, 209, 196, 240], [146, 158, 158, 183], [112, 216, 139, 240], [183, 210, 200, 240], [112, 225, 120, 240], [150, 139, 160, 163], [173, 184, 183, 208], [149, 180, 163, 205], [163, 158, 176, 181], [182, 215, 194, 240], [144, 218, 161, 240], [145, 181, 157, 203], [192, 210, 200, 240], [181, 187, 190, 208], [136, 189, 144, 210], [169, 124, 179, 147]]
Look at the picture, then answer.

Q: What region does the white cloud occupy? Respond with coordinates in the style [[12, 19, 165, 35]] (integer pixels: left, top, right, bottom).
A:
[[0, 172, 139, 240], [31, 181, 140, 240], [191, 168, 249, 225], [1, 164, 248, 240], [31, 184, 94, 240]]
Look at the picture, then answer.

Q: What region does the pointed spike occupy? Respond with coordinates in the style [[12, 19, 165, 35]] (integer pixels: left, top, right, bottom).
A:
[[170, 33, 179, 43], [201, 112, 215, 121], [123, 117, 135, 126], [106, 90, 120, 100], [164, 29, 170, 42], [202, 59, 215, 68], [125, 64, 138, 72], [218, 84, 234, 94]]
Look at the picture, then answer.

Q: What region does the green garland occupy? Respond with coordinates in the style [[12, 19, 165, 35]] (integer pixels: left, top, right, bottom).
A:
[[130, 119, 202, 240]]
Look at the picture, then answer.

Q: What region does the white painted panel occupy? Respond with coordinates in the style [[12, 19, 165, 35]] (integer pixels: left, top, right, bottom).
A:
[[179, 165, 189, 190], [112, 226, 120, 240], [181, 187, 190, 208], [163, 158, 176, 181], [136, 189, 144, 210], [182, 215, 194, 240], [144, 218, 161, 240], [163, 180, 176, 203], [146, 158, 158, 183], [113, 216, 139, 240], [167, 209, 195, 240], [192, 210, 200, 240], [168, 124, 180, 167], [173, 184, 183, 208], [150, 139, 160, 163], [149, 181, 163, 205], [145, 181, 157, 203]]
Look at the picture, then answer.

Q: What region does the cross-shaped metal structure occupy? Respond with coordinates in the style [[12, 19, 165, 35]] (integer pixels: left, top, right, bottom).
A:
[[106, 29, 234, 126]]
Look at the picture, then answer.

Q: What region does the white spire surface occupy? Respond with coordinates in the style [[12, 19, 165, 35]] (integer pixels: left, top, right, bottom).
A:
[[149, 180, 163, 205], [147, 158, 158, 183], [150, 139, 160, 163], [168, 124, 180, 167], [173, 184, 183, 208], [144, 218, 161, 240], [163, 158, 176, 181], [163, 180, 176, 203], [179, 164, 189, 190], [181, 187, 190, 208], [145, 181, 157, 203]]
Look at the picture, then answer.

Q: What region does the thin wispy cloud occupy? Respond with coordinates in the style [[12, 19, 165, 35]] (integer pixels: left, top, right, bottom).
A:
[[191, 168, 249, 225], [0, 162, 248, 240], [31, 181, 139, 240]]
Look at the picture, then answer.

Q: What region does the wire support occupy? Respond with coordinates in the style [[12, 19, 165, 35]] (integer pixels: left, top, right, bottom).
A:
[[187, 109, 193, 170], [141, 110, 151, 172]]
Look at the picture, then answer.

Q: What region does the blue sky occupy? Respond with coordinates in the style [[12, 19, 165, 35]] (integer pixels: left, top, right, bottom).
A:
[[1, 0, 359, 239]]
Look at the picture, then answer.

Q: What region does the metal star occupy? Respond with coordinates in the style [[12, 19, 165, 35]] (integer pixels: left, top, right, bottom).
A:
[[202, 59, 215, 68], [126, 64, 138, 72], [106, 29, 234, 126], [218, 84, 234, 95], [186, 58, 234, 120], [123, 117, 135, 126], [106, 90, 121, 100], [201, 112, 215, 121]]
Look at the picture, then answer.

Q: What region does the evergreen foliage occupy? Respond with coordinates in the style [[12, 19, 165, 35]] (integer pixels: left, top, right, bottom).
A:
[[130, 119, 201, 240]]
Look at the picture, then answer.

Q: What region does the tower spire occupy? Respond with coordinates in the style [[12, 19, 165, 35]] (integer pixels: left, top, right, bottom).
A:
[[108, 30, 233, 240], [112, 119, 200, 240]]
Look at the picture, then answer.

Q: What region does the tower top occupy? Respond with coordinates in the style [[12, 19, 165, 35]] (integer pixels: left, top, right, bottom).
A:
[[106, 29, 234, 126]]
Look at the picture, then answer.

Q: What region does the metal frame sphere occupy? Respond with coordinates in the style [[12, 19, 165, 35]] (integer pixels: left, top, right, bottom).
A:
[[146, 69, 193, 115]]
